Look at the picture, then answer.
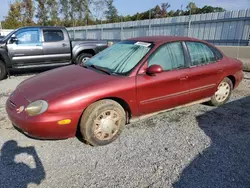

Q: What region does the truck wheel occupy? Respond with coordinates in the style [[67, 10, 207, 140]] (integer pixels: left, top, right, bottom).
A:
[[209, 77, 233, 106], [80, 99, 126, 146], [76, 53, 93, 66], [0, 60, 7, 80]]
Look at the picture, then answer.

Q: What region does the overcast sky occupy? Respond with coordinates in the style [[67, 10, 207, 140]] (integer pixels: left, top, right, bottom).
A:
[[1, 0, 249, 21]]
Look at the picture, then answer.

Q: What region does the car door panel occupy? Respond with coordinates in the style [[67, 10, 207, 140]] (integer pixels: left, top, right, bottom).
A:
[[7, 28, 44, 65], [188, 63, 221, 101], [136, 69, 190, 115], [42, 29, 71, 64], [185, 41, 224, 102], [136, 41, 190, 115]]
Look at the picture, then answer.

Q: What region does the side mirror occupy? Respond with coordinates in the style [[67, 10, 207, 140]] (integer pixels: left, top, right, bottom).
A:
[[10, 36, 18, 44], [146, 64, 163, 76]]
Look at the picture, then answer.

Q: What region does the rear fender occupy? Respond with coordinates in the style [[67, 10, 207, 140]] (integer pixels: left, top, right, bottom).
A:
[[72, 44, 97, 61]]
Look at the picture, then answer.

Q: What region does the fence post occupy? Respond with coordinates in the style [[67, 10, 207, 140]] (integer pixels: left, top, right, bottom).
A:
[[100, 20, 103, 40], [149, 10, 152, 36], [248, 33, 250, 46], [121, 17, 123, 40], [86, 28, 88, 39], [188, 17, 191, 37], [187, 5, 192, 37]]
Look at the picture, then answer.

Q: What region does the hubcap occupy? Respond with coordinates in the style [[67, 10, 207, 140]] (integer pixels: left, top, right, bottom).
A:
[[81, 57, 90, 65], [215, 82, 230, 102], [93, 110, 121, 141]]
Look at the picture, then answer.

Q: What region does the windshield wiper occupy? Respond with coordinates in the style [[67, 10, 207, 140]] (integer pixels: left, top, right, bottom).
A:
[[89, 64, 111, 75]]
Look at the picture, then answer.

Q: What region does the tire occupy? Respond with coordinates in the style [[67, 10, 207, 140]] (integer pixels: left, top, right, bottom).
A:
[[0, 60, 7, 81], [76, 53, 93, 66], [80, 99, 126, 146], [209, 77, 233, 106]]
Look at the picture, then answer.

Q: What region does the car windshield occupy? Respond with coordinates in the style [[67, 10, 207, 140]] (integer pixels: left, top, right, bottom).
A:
[[86, 40, 153, 75]]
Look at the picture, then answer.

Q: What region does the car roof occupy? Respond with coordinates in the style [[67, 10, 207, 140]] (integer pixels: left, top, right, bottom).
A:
[[127, 36, 202, 44], [18, 26, 66, 30]]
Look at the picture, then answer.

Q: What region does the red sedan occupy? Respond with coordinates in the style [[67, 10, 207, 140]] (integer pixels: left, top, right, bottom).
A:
[[6, 36, 244, 146]]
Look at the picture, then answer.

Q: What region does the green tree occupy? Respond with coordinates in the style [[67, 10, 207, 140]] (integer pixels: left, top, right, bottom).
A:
[[47, 0, 59, 26], [153, 5, 162, 18], [105, 0, 119, 23], [68, 0, 78, 26], [60, 0, 70, 24], [35, 0, 48, 25], [168, 10, 175, 17], [186, 2, 198, 14], [77, 0, 92, 25], [173, 9, 181, 16], [200, 5, 225, 13], [161, 3, 171, 17], [22, 0, 35, 26], [2, 1, 23, 29], [123, 15, 132, 22], [91, 0, 106, 24]]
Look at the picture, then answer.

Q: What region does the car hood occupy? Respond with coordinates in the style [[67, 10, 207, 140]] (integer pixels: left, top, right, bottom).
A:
[[17, 65, 116, 102]]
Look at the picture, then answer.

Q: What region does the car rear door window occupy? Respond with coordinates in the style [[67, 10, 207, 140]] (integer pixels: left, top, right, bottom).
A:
[[148, 42, 185, 71], [186, 42, 216, 66], [43, 30, 64, 42]]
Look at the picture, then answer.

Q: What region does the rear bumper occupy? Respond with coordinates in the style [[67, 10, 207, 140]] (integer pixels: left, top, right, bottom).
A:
[[6, 98, 81, 139]]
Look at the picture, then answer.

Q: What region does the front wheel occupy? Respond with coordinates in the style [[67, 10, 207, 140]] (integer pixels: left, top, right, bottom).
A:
[[76, 53, 93, 66], [209, 77, 233, 106], [0, 60, 7, 81], [80, 99, 126, 146]]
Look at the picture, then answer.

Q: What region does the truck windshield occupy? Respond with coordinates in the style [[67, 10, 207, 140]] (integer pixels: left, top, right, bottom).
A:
[[86, 40, 153, 75]]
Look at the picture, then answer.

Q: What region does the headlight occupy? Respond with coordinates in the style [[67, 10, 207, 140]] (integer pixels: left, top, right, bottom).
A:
[[25, 100, 48, 116]]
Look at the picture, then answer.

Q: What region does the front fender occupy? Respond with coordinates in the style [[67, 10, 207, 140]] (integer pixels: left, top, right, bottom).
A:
[[0, 47, 12, 68]]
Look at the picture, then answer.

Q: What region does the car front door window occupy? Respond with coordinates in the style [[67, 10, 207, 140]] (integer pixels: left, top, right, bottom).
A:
[[16, 29, 40, 45], [148, 42, 185, 71]]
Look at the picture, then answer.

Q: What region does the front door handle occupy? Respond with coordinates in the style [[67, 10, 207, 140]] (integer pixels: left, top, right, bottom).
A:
[[179, 75, 189, 81]]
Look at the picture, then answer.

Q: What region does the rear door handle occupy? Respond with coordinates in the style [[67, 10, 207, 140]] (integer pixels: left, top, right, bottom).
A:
[[62, 43, 67, 47], [179, 75, 189, 81]]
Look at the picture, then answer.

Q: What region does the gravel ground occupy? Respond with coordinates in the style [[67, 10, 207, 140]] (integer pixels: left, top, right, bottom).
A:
[[0, 72, 250, 188]]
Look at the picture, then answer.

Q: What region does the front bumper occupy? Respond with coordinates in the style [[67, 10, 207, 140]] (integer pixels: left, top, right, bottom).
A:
[[5, 91, 81, 139]]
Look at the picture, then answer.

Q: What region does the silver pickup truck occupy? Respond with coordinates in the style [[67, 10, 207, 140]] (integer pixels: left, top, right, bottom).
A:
[[0, 26, 109, 80]]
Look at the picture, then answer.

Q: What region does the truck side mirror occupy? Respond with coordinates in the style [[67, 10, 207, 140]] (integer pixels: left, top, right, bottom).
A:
[[10, 36, 18, 44]]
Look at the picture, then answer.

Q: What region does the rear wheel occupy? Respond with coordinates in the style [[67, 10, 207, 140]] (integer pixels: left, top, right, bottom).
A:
[[80, 99, 126, 146], [0, 60, 7, 81], [209, 77, 233, 106], [76, 53, 93, 66]]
